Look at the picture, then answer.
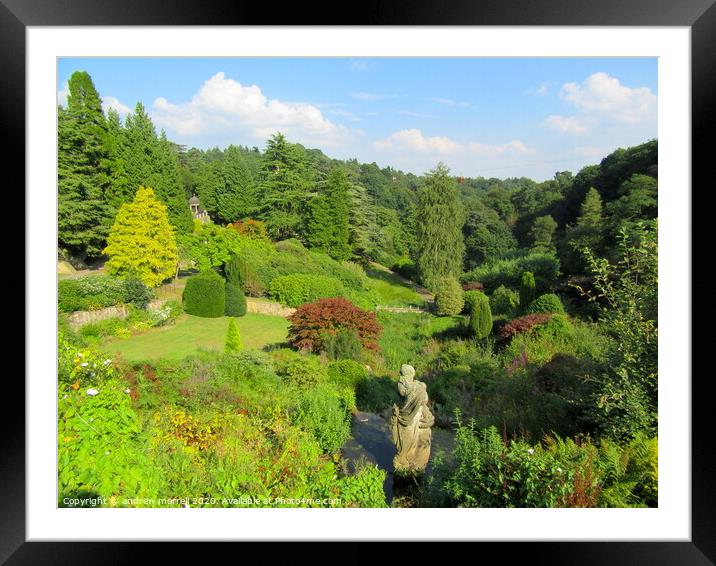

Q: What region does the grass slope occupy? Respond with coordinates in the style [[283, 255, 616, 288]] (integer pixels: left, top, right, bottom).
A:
[[101, 313, 289, 362]]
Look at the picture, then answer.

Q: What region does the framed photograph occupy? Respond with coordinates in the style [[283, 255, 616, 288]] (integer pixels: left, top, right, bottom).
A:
[[10, 0, 709, 561]]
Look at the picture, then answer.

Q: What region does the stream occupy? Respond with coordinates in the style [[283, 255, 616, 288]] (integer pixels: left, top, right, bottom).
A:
[[341, 410, 455, 504]]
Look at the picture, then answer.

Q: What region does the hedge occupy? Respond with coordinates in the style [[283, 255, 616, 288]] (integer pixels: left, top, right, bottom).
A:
[[268, 274, 346, 308], [225, 282, 247, 317]]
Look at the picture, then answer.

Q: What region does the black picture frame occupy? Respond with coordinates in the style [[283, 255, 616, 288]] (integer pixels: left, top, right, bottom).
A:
[[7, 0, 710, 562]]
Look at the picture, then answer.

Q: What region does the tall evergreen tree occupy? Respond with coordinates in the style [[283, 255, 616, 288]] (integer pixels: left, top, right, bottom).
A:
[[258, 132, 312, 239], [216, 145, 255, 223], [529, 215, 558, 253], [57, 71, 115, 259], [305, 169, 352, 260], [414, 163, 465, 291], [563, 187, 604, 273], [121, 104, 192, 233]]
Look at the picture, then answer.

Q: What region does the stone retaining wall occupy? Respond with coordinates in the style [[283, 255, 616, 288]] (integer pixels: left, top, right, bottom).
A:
[[66, 299, 166, 329]]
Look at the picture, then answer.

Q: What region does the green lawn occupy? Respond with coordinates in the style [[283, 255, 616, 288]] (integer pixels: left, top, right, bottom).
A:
[[100, 313, 289, 362], [365, 267, 426, 307]]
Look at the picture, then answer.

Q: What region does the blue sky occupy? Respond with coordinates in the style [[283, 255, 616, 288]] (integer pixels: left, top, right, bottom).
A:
[[58, 58, 657, 181]]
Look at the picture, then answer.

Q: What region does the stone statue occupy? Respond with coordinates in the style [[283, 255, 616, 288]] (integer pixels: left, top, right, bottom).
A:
[[390, 364, 434, 473]]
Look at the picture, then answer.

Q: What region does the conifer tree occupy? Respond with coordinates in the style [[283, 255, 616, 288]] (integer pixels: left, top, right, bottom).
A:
[[519, 271, 536, 311], [469, 291, 493, 340], [103, 186, 178, 287], [224, 318, 243, 353], [258, 132, 312, 239], [305, 169, 352, 260], [216, 145, 255, 223], [57, 71, 115, 259], [414, 163, 465, 291], [529, 215, 558, 253], [121, 104, 192, 233]]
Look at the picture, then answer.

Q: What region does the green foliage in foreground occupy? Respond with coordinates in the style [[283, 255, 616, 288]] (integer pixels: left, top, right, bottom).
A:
[[58, 335, 387, 508], [424, 421, 657, 508]]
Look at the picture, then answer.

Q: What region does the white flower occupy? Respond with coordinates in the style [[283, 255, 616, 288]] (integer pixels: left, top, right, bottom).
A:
[[557, 467, 562, 473], [527, 448, 535, 455], [89, 418, 94, 422], [105, 450, 110, 455], [62, 394, 68, 399], [81, 362, 89, 367], [104, 360, 111, 365], [86, 388, 99, 396], [77, 353, 84, 357], [125, 388, 131, 394]]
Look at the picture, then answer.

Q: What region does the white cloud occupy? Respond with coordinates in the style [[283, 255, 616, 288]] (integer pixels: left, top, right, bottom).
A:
[[150, 72, 355, 147], [560, 72, 657, 124], [350, 60, 378, 72], [428, 97, 470, 108], [102, 96, 132, 119], [398, 110, 433, 119], [349, 91, 385, 102], [543, 115, 591, 135], [527, 82, 550, 96], [374, 129, 462, 155], [469, 140, 536, 156]]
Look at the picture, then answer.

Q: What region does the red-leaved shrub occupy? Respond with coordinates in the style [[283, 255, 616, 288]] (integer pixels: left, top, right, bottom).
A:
[[499, 313, 553, 340], [287, 298, 382, 353]]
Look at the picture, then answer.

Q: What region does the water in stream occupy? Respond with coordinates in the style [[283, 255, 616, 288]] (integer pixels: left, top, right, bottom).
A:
[[341, 410, 455, 505]]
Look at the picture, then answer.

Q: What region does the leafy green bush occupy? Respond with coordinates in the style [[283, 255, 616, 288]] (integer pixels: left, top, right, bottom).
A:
[[268, 274, 346, 307], [423, 423, 657, 508], [272, 350, 328, 389], [462, 252, 560, 294], [356, 375, 400, 413], [434, 277, 464, 316], [182, 271, 225, 317], [392, 257, 418, 281], [123, 275, 154, 308], [322, 329, 364, 361], [292, 384, 352, 453], [327, 359, 368, 389], [526, 293, 565, 314], [224, 282, 247, 317], [337, 464, 388, 508], [490, 285, 520, 317]]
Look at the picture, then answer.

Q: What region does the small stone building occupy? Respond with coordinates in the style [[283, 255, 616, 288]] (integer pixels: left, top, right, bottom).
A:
[[189, 194, 210, 223]]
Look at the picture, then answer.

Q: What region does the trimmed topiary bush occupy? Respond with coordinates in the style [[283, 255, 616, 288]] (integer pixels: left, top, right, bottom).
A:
[[182, 271, 225, 317], [519, 271, 536, 311], [526, 293, 565, 315], [468, 291, 492, 340], [224, 318, 243, 353], [268, 274, 346, 307], [224, 282, 247, 317], [434, 276, 464, 316]]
